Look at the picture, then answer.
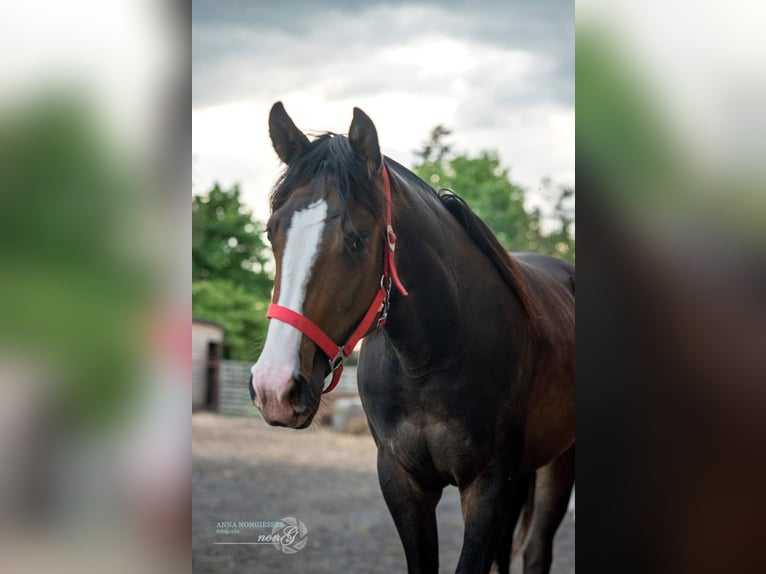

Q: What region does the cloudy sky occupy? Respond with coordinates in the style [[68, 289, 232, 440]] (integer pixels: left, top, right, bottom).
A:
[[192, 0, 573, 221]]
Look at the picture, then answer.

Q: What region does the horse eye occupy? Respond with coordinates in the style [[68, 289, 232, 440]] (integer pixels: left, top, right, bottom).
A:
[[346, 232, 369, 254], [266, 227, 273, 243]]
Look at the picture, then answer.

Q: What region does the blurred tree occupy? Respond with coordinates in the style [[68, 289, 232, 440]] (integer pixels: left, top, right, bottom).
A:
[[413, 127, 575, 262], [192, 184, 273, 360], [0, 95, 149, 429], [192, 184, 272, 299], [534, 178, 576, 262]]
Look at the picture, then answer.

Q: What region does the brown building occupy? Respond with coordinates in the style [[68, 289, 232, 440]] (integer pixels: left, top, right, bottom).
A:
[[192, 317, 224, 411]]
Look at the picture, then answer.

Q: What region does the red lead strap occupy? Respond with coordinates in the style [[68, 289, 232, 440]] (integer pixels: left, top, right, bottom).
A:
[[267, 164, 408, 394]]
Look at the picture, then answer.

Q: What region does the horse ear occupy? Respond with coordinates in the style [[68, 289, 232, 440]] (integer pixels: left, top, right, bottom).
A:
[[348, 107, 383, 176], [269, 102, 309, 165]]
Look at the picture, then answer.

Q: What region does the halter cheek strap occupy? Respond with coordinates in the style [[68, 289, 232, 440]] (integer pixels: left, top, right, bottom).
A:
[[266, 164, 408, 394]]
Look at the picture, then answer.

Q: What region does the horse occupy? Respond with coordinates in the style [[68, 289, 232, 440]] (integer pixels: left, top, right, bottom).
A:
[[249, 102, 575, 574]]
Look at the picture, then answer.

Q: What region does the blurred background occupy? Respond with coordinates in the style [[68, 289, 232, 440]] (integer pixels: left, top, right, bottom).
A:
[[0, 1, 187, 573], [578, 1, 766, 573]]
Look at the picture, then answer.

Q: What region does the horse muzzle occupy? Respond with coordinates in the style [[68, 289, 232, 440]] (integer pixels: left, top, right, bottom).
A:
[[250, 369, 317, 428]]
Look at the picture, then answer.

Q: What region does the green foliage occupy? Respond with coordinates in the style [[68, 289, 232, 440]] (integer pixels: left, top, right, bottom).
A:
[[192, 184, 272, 299], [577, 27, 680, 202], [192, 184, 273, 359], [413, 128, 575, 262], [525, 178, 576, 263], [192, 279, 269, 361], [0, 94, 148, 431]]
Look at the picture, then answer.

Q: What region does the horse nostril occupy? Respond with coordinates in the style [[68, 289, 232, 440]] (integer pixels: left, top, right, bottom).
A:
[[288, 370, 310, 414]]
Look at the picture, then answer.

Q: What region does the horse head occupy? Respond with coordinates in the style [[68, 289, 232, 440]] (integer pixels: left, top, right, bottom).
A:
[[250, 103, 394, 428]]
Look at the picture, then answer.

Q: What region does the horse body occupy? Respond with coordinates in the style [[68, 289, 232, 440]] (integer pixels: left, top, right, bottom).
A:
[[356, 169, 574, 573], [358, 242, 575, 478], [251, 103, 574, 574]]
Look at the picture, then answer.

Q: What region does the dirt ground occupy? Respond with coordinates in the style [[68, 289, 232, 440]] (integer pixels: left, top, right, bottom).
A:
[[192, 412, 574, 573]]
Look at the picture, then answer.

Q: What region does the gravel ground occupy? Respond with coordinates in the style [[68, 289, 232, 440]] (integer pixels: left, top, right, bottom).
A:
[[192, 412, 574, 573]]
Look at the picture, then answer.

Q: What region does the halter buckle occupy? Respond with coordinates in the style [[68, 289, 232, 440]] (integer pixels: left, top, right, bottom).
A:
[[329, 350, 345, 372], [386, 225, 397, 252]]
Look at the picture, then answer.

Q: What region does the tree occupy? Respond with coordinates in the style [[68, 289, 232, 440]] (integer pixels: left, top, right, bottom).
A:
[[192, 184, 272, 299], [535, 179, 576, 261], [414, 125, 453, 164], [412, 127, 575, 263], [0, 95, 151, 429], [192, 184, 273, 360]]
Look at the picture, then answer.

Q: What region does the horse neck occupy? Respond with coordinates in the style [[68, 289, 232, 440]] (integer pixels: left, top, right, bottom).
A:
[[381, 178, 490, 375]]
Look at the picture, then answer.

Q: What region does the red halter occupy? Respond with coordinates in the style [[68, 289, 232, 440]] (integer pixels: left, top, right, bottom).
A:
[[266, 165, 408, 394]]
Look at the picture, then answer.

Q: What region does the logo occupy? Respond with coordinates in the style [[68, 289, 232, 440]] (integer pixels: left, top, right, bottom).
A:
[[270, 516, 309, 554], [214, 517, 309, 553]]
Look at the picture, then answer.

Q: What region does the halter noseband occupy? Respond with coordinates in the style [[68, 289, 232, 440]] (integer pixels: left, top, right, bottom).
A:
[[266, 165, 408, 394]]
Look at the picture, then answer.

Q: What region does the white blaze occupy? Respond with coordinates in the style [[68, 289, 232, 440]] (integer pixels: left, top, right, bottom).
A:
[[251, 199, 328, 398]]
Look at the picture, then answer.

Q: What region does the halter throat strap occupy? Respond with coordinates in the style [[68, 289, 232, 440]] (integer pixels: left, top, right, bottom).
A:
[[266, 164, 407, 394]]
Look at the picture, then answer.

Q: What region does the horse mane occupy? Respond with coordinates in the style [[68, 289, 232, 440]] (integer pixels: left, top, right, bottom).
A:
[[385, 159, 541, 334], [439, 191, 541, 331]]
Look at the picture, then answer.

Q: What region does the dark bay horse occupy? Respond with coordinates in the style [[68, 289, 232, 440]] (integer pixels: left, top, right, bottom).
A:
[[250, 102, 575, 574]]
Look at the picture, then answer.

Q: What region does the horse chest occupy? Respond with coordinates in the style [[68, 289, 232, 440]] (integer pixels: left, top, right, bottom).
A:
[[359, 343, 495, 484], [377, 418, 475, 486]]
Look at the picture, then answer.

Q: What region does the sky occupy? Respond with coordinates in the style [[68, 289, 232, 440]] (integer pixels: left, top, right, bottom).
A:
[[192, 0, 574, 221]]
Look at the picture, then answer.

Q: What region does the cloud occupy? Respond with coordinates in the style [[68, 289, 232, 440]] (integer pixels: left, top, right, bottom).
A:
[[193, 2, 572, 106], [192, 1, 574, 218]]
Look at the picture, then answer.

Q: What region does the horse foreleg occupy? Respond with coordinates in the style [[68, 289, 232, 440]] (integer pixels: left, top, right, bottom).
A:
[[523, 444, 575, 574], [377, 449, 442, 574], [493, 472, 534, 574], [456, 467, 515, 574]]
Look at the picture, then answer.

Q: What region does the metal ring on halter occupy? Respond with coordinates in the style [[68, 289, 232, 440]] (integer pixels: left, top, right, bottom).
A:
[[329, 350, 345, 372], [377, 276, 392, 328]]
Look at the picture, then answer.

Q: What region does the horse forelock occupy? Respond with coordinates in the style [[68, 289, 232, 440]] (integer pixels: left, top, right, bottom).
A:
[[270, 133, 384, 222]]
